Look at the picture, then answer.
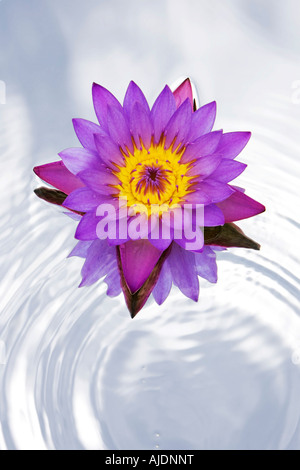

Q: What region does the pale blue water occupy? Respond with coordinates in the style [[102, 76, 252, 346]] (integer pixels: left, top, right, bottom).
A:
[[0, 0, 300, 450]]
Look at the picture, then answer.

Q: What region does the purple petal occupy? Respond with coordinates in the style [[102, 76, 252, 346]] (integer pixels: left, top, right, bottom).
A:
[[194, 246, 218, 283], [105, 214, 131, 245], [63, 187, 105, 212], [168, 243, 199, 301], [152, 261, 172, 305], [130, 102, 153, 150], [231, 185, 246, 193], [204, 204, 225, 226], [78, 169, 119, 195], [80, 239, 116, 287], [183, 191, 212, 205], [75, 212, 100, 241], [164, 99, 192, 149], [107, 105, 134, 154], [217, 189, 266, 222], [149, 237, 173, 250], [195, 180, 234, 203], [33, 161, 84, 194], [172, 78, 193, 109], [63, 212, 82, 221], [174, 225, 204, 253], [72, 118, 106, 152], [123, 81, 150, 116], [126, 213, 150, 240], [162, 208, 204, 252], [150, 85, 177, 144], [216, 132, 251, 159], [68, 240, 93, 258], [58, 148, 102, 175], [209, 159, 247, 183], [94, 134, 125, 168], [92, 83, 123, 132], [187, 154, 222, 178], [148, 217, 173, 249], [104, 267, 121, 297], [188, 102, 217, 142], [180, 131, 223, 163], [119, 239, 162, 293], [107, 234, 130, 246], [160, 206, 189, 230]]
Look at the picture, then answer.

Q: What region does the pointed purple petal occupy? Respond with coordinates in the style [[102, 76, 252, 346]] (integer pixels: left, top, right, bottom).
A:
[[187, 154, 222, 178], [173, 78, 193, 109], [105, 214, 131, 245], [188, 102, 217, 142], [117, 245, 171, 317], [63, 211, 82, 221], [72, 118, 106, 152], [164, 99, 192, 149], [75, 212, 100, 241], [63, 187, 105, 212], [231, 185, 246, 193], [78, 169, 119, 195], [94, 134, 125, 168], [107, 232, 130, 246], [34, 161, 84, 194], [217, 189, 266, 222], [151, 85, 177, 144], [160, 206, 188, 230], [195, 180, 234, 203], [58, 148, 103, 175], [119, 240, 162, 293], [149, 237, 173, 250], [168, 243, 199, 301], [174, 225, 204, 253], [80, 239, 116, 287], [216, 132, 251, 159], [104, 266, 121, 297], [152, 260, 172, 305], [148, 216, 173, 249], [180, 131, 223, 163], [209, 159, 247, 183], [92, 83, 123, 132], [194, 246, 218, 283], [68, 240, 93, 258], [183, 191, 211, 205], [204, 204, 225, 226], [130, 102, 153, 150], [107, 105, 134, 154], [123, 81, 150, 116]]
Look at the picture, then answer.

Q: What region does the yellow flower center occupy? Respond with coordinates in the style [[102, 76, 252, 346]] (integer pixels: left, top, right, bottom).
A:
[[112, 140, 195, 216]]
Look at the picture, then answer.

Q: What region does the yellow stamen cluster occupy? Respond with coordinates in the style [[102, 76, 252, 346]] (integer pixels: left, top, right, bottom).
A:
[[112, 140, 195, 216]]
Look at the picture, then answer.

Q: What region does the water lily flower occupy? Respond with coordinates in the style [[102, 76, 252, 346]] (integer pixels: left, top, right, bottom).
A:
[[34, 79, 265, 317]]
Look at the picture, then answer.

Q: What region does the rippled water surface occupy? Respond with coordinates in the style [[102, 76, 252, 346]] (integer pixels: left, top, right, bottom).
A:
[[1, 0, 300, 450]]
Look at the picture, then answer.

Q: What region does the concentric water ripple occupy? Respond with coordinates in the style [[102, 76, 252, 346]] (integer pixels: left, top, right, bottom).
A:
[[1, 0, 300, 450]]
